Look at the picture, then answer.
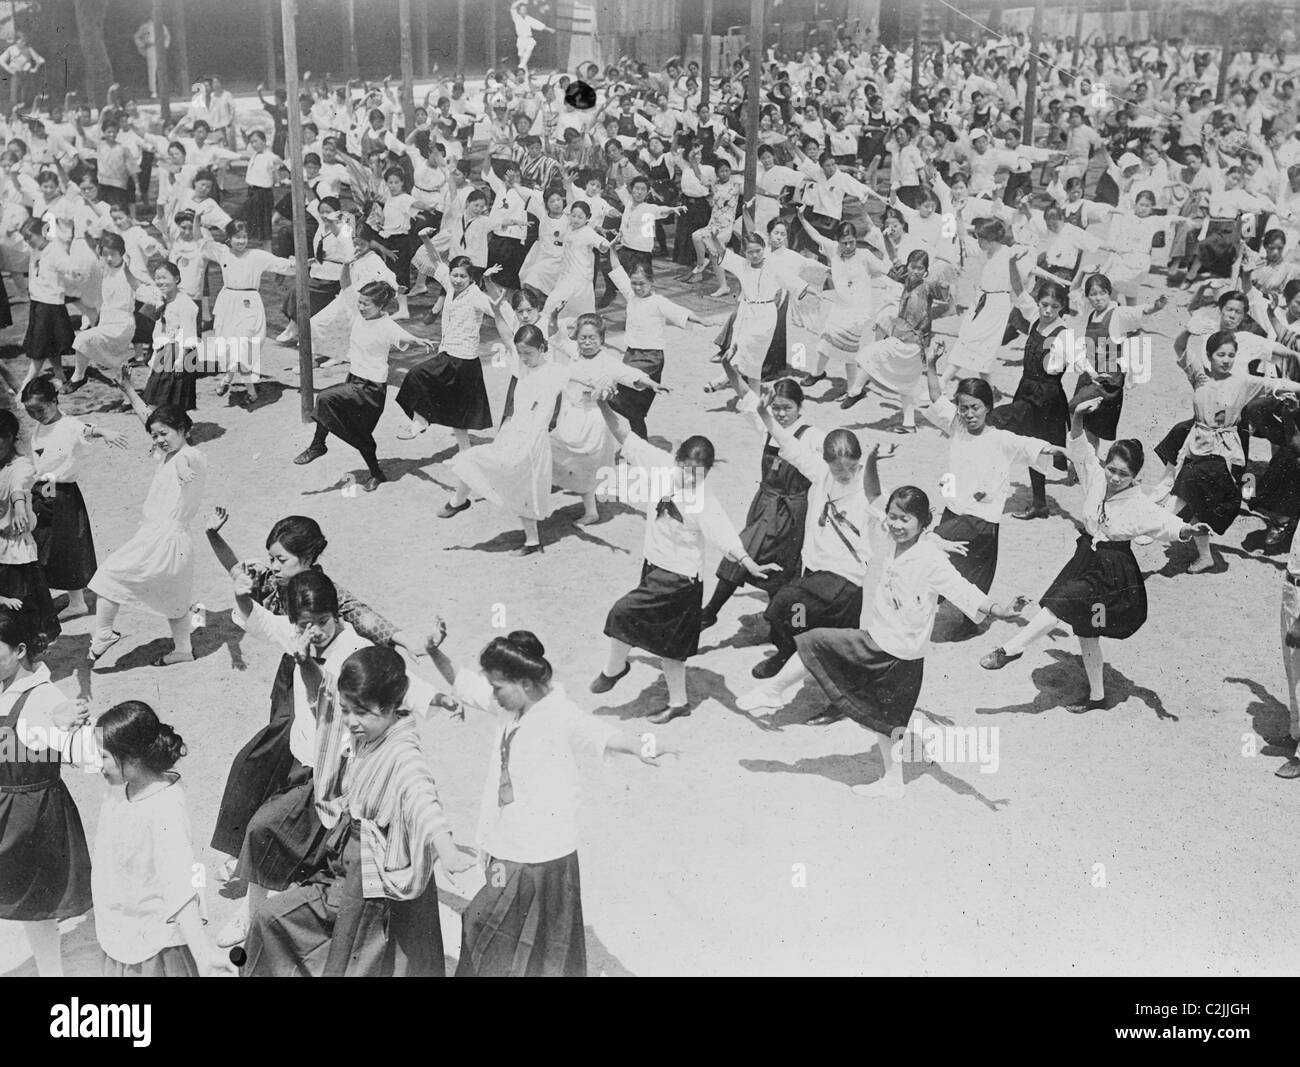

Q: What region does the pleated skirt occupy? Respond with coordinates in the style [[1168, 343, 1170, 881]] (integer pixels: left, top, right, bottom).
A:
[[604, 562, 703, 661]]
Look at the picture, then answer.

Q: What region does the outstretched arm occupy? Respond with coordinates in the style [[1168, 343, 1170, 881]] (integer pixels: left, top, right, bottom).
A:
[[117, 362, 152, 426]]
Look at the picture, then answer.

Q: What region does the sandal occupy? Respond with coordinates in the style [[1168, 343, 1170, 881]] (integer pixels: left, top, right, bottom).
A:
[[88, 631, 123, 662]]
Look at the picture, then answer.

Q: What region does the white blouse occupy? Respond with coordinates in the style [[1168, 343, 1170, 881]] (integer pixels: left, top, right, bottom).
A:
[[608, 264, 692, 348], [774, 429, 872, 584], [923, 396, 1048, 524], [1067, 431, 1189, 545], [92, 775, 206, 965]]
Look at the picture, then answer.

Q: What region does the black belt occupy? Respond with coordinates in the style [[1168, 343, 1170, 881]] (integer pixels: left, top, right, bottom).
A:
[[224, 287, 257, 292], [0, 778, 58, 793]]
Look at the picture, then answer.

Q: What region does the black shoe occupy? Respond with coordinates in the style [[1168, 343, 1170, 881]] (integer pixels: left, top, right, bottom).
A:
[[1012, 505, 1049, 520], [294, 445, 327, 465], [1066, 695, 1107, 714], [647, 703, 692, 725], [751, 654, 789, 679], [589, 663, 631, 694], [362, 474, 386, 492], [1276, 756, 1300, 779], [436, 499, 471, 518], [806, 710, 845, 726], [1264, 523, 1293, 550], [510, 543, 543, 557], [699, 610, 719, 631], [839, 391, 866, 410]]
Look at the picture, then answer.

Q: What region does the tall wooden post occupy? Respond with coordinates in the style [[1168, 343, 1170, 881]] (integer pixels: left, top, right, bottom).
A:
[[174, 0, 190, 100], [911, 0, 923, 103], [457, 0, 466, 72], [344, 0, 359, 80], [743, 0, 765, 205], [487, 0, 498, 72], [399, 0, 416, 131], [700, 0, 713, 107], [1023, 0, 1043, 144], [280, 0, 315, 420], [264, 0, 278, 87], [152, 0, 170, 120], [1071, 0, 1085, 75], [417, 0, 429, 78], [1216, 27, 1232, 103]]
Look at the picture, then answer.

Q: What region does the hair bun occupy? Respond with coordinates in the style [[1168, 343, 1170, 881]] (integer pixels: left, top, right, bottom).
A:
[[505, 630, 546, 659]]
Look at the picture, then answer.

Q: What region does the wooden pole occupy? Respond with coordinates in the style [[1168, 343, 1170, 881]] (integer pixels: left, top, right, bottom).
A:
[[399, 0, 416, 132], [457, 0, 466, 73], [1216, 24, 1232, 103], [344, 0, 358, 80], [417, 0, 429, 78], [264, 0, 278, 87], [280, 0, 315, 420], [911, 0, 923, 104], [487, 0, 498, 72], [700, 0, 713, 107], [1071, 0, 1084, 76], [173, 0, 190, 101], [743, 0, 764, 205], [152, 0, 170, 120], [1023, 0, 1043, 144]]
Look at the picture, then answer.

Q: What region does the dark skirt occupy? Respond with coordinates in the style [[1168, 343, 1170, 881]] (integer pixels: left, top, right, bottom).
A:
[[242, 815, 445, 977], [717, 486, 807, 593], [24, 301, 74, 364], [0, 272, 12, 331], [992, 376, 1069, 447], [604, 562, 703, 661], [487, 233, 529, 291], [1069, 373, 1124, 440], [236, 762, 329, 892], [102, 944, 199, 977], [283, 278, 342, 322], [1256, 444, 1300, 520], [934, 510, 999, 594], [1172, 453, 1241, 535], [456, 851, 585, 977], [1002, 170, 1033, 206], [608, 347, 662, 436], [33, 482, 96, 591], [211, 656, 296, 857], [131, 303, 158, 345], [896, 184, 926, 209], [1040, 534, 1147, 639], [315, 374, 387, 453], [244, 186, 276, 242], [672, 194, 710, 266], [0, 778, 93, 921], [396, 352, 493, 431], [0, 561, 60, 645], [797, 627, 925, 735], [765, 569, 864, 657], [142, 366, 198, 411], [1154, 418, 1192, 467]]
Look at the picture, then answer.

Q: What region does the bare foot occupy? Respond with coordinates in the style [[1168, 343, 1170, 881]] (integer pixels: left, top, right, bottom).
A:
[[1187, 557, 1216, 574], [575, 513, 601, 526]]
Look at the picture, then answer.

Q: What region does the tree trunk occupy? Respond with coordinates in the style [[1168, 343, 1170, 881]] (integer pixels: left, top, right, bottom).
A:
[[74, 0, 114, 104]]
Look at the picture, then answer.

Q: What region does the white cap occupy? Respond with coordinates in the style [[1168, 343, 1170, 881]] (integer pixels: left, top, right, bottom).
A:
[[1117, 152, 1142, 170], [969, 127, 989, 142]]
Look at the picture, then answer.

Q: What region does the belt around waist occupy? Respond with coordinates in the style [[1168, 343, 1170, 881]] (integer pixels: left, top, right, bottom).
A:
[[223, 287, 258, 292], [744, 298, 777, 305], [1084, 535, 1133, 550], [0, 777, 58, 793]]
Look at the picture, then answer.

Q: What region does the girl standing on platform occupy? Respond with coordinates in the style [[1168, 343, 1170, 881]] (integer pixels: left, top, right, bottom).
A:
[[740, 448, 1025, 793], [23, 378, 125, 621], [701, 374, 823, 632], [294, 281, 435, 492], [981, 399, 1209, 712], [92, 701, 232, 976], [0, 608, 94, 976], [591, 399, 779, 724], [395, 244, 498, 455], [87, 371, 208, 667], [438, 325, 569, 555], [205, 220, 295, 403]]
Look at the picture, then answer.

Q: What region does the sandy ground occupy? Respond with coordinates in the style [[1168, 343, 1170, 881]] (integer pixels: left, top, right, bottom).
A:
[[1, 206, 1297, 979]]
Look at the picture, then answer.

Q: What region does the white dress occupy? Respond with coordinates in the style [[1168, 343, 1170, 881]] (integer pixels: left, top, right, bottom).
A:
[[721, 251, 804, 378], [88, 445, 207, 618], [208, 245, 295, 380], [520, 211, 568, 295], [454, 360, 570, 519], [813, 238, 883, 360], [550, 346, 647, 494], [541, 225, 605, 320], [948, 245, 1015, 376], [72, 264, 135, 367]]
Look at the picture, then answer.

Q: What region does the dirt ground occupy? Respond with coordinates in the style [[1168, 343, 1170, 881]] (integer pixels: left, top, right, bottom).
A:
[[0, 220, 1296, 978]]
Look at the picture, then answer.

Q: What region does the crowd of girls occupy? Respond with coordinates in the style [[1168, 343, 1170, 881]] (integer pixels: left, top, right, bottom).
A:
[[9, 13, 1300, 980]]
